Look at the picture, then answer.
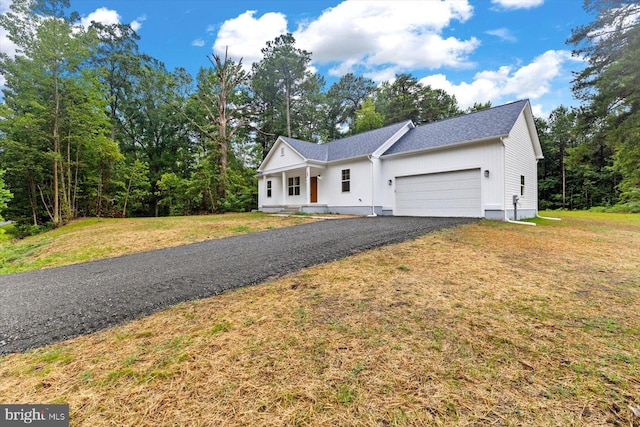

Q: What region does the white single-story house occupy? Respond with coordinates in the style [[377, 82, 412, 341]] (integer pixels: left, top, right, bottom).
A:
[[257, 99, 543, 220]]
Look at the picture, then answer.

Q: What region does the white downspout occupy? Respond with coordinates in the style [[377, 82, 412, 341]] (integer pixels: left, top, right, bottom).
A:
[[368, 155, 377, 217]]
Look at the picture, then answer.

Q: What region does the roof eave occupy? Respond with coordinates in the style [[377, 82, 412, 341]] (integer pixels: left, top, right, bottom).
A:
[[380, 134, 506, 159]]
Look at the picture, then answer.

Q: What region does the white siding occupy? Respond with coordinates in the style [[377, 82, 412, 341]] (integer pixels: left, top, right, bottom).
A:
[[504, 111, 538, 217], [381, 141, 505, 215], [319, 160, 372, 207], [261, 141, 306, 171]]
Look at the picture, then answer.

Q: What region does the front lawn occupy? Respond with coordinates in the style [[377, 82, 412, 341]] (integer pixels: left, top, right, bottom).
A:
[[0, 211, 638, 425]]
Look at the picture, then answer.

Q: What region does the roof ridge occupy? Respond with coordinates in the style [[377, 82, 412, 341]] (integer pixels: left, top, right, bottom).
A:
[[413, 99, 529, 128]]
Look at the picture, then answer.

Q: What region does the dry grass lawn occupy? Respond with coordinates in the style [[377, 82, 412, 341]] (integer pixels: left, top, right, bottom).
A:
[[0, 211, 639, 426], [0, 212, 320, 274]]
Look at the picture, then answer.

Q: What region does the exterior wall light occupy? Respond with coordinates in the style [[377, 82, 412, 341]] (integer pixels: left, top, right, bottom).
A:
[[388, 179, 393, 186], [484, 170, 490, 178]]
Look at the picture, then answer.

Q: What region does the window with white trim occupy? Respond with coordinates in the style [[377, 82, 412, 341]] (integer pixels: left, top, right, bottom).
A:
[[520, 175, 525, 196], [341, 169, 350, 192], [267, 180, 272, 198], [288, 177, 300, 196]]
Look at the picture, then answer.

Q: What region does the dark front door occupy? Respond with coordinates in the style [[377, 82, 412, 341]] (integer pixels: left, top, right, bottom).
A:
[[310, 176, 318, 203]]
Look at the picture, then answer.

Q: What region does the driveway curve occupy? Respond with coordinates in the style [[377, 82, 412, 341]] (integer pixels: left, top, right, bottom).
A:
[[0, 216, 475, 354]]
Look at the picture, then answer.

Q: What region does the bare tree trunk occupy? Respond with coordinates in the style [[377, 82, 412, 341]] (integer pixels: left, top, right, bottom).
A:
[[285, 82, 291, 137], [29, 177, 38, 226], [560, 144, 566, 209]]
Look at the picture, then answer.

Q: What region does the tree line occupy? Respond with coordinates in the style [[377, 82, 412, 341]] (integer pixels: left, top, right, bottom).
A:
[[0, 0, 638, 233]]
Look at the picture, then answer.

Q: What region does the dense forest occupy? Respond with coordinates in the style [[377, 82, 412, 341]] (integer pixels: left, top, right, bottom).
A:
[[0, 0, 638, 232]]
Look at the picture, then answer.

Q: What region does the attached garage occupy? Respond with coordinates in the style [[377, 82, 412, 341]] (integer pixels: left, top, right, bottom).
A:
[[395, 169, 482, 217]]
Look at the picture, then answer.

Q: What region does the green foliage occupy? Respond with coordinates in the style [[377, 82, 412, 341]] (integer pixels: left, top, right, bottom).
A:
[[0, 171, 13, 223], [354, 98, 385, 134], [568, 0, 640, 205], [375, 73, 460, 126]]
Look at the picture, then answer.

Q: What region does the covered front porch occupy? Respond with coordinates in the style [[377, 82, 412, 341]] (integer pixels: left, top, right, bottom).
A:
[[258, 164, 327, 214]]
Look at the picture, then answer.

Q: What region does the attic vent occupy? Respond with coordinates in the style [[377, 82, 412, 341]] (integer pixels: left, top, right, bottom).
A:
[[280, 147, 285, 156]]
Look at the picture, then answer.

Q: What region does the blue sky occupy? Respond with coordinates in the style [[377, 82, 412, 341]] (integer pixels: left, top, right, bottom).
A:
[[2, 0, 594, 118]]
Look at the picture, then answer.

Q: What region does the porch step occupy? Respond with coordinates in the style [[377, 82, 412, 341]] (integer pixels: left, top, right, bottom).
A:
[[279, 206, 301, 215]]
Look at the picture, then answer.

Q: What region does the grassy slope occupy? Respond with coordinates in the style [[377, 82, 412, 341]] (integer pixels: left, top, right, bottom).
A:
[[0, 213, 319, 275], [0, 211, 639, 426]]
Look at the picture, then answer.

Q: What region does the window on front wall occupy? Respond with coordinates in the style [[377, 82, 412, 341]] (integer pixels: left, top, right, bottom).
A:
[[341, 169, 350, 192], [520, 175, 525, 196], [267, 180, 272, 198], [288, 176, 300, 196]]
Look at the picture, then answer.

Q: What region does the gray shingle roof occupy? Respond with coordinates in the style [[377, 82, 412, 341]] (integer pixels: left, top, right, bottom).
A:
[[383, 99, 528, 156], [279, 100, 529, 162], [281, 120, 411, 162]]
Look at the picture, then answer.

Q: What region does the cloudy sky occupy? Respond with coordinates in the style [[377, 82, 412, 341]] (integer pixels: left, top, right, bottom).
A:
[[1, 0, 593, 117]]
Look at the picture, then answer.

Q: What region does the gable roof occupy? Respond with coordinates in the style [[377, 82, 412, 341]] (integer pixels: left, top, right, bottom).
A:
[[263, 99, 538, 169], [281, 120, 412, 162], [383, 99, 530, 156]]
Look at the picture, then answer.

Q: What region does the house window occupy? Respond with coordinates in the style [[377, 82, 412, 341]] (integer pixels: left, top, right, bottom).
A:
[[266, 180, 272, 198], [288, 177, 300, 196], [341, 169, 350, 192], [520, 175, 525, 196]]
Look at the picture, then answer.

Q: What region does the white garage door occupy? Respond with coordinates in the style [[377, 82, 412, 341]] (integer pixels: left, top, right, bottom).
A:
[[395, 169, 481, 217]]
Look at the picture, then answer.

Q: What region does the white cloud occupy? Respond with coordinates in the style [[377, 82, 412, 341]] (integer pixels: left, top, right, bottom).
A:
[[80, 7, 121, 28], [211, 1, 478, 75], [192, 39, 205, 47], [293, 0, 478, 76], [491, 0, 544, 10], [486, 28, 517, 42], [79, 8, 144, 33], [0, 0, 11, 14], [213, 10, 287, 66], [420, 50, 575, 110], [130, 15, 146, 32]]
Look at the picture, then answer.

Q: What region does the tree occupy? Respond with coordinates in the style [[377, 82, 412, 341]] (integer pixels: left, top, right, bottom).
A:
[[190, 48, 250, 203], [354, 98, 384, 133], [251, 33, 324, 156], [326, 73, 376, 136], [376, 73, 460, 126], [0, 171, 13, 224], [0, 0, 119, 225], [116, 61, 193, 216], [569, 0, 640, 204]]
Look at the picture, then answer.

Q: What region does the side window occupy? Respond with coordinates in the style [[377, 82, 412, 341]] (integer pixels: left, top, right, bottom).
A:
[[267, 180, 272, 198], [520, 175, 525, 196], [288, 177, 300, 196], [341, 169, 350, 192]]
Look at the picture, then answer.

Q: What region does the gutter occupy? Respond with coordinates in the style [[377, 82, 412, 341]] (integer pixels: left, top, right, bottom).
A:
[[367, 155, 377, 217], [380, 134, 507, 159]]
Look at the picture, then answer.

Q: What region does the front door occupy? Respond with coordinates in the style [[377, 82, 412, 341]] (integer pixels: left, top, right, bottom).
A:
[[310, 176, 318, 203]]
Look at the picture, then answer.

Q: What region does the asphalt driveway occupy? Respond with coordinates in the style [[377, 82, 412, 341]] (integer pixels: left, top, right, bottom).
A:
[[0, 216, 475, 354]]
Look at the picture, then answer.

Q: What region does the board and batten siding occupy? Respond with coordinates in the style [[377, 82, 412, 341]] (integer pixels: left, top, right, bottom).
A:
[[262, 140, 306, 171], [380, 141, 505, 216], [503, 111, 539, 219]]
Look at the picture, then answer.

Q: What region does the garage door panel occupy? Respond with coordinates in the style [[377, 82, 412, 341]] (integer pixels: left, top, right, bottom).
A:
[[395, 169, 481, 217]]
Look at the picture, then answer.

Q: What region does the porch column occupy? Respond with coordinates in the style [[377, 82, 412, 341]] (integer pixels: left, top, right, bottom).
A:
[[281, 171, 287, 204], [305, 166, 311, 205]]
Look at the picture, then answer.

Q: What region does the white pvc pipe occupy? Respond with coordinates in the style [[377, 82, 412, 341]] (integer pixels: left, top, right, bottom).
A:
[[506, 219, 536, 226], [536, 213, 561, 221]]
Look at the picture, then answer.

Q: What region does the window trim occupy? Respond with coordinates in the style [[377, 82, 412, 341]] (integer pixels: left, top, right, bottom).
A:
[[520, 175, 525, 196], [266, 180, 272, 198], [341, 169, 351, 193], [288, 176, 300, 196]]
